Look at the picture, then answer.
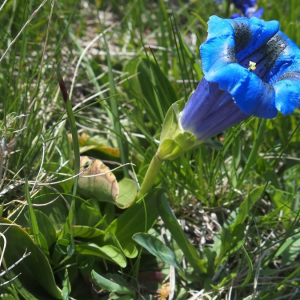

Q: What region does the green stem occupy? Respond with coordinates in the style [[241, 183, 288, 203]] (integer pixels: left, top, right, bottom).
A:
[[237, 118, 266, 189], [137, 152, 163, 199]]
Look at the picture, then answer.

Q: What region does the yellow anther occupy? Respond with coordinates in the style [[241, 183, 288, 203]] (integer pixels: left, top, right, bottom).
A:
[[248, 61, 256, 71]]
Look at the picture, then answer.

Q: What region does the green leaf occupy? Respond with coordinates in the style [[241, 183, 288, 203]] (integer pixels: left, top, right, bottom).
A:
[[269, 186, 294, 228], [214, 225, 245, 268], [24, 178, 48, 255], [215, 197, 254, 268], [211, 272, 237, 289], [281, 237, 300, 266], [102, 203, 116, 229], [133, 232, 182, 270], [181, 37, 203, 79], [157, 194, 207, 274], [0, 202, 3, 218], [26, 210, 57, 249], [77, 198, 103, 227], [101, 231, 138, 259], [110, 295, 135, 300], [0, 219, 62, 299], [77, 132, 120, 158], [0, 294, 19, 300], [75, 243, 127, 267], [122, 243, 138, 259], [8, 186, 70, 230], [72, 225, 104, 239], [137, 57, 177, 120], [77, 156, 119, 203], [91, 270, 135, 296], [239, 245, 253, 288], [56, 62, 80, 200], [61, 269, 71, 300], [58, 200, 75, 240], [122, 59, 143, 98], [116, 178, 138, 209], [105, 189, 160, 248], [229, 186, 265, 231], [57, 200, 76, 258], [76, 255, 95, 277]]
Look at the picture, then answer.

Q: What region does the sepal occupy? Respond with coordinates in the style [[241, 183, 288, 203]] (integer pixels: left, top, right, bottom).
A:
[[157, 100, 202, 160]]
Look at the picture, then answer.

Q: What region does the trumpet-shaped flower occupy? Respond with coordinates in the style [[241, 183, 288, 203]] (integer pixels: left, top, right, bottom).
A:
[[231, 0, 257, 15], [216, 0, 264, 19], [179, 16, 300, 141]]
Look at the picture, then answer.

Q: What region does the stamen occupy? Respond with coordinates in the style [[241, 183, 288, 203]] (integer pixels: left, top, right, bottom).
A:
[[248, 61, 257, 71]]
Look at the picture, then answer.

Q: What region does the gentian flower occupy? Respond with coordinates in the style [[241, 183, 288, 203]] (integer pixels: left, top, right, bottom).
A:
[[231, 0, 256, 14], [214, 0, 263, 19], [231, 0, 264, 19], [179, 16, 300, 142], [139, 15, 300, 198]]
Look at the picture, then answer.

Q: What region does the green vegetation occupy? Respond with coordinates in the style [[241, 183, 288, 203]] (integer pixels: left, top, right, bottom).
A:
[[1, 0, 300, 299]]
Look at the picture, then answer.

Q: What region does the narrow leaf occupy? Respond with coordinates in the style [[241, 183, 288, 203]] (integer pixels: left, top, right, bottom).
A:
[[25, 178, 48, 254], [229, 186, 265, 231], [56, 62, 80, 200], [211, 272, 237, 289], [157, 194, 207, 274], [239, 245, 253, 288], [61, 268, 71, 300]]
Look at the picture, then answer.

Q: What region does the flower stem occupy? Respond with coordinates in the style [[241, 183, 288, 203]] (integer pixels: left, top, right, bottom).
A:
[[137, 152, 163, 199]]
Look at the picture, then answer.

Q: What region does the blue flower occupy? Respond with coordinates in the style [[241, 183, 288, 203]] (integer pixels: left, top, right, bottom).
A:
[[231, 0, 263, 19], [180, 16, 300, 141], [231, 0, 256, 13], [214, 0, 263, 19], [246, 7, 264, 18], [180, 79, 248, 141]]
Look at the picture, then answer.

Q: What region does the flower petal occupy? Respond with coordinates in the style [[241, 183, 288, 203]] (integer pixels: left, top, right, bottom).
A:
[[200, 16, 237, 77], [180, 78, 248, 140], [226, 17, 279, 63], [201, 16, 279, 78], [209, 63, 278, 118], [274, 76, 300, 115], [265, 32, 300, 83], [248, 7, 264, 18], [231, 13, 243, 19]]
